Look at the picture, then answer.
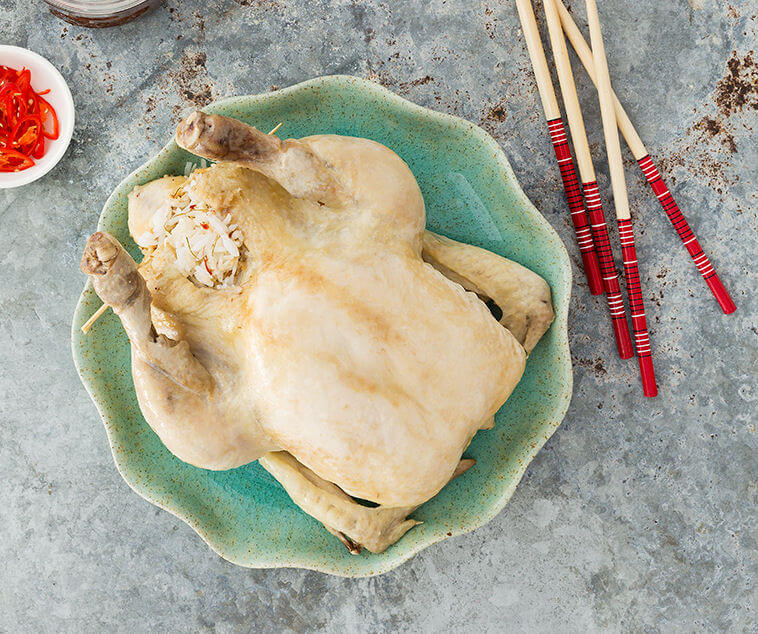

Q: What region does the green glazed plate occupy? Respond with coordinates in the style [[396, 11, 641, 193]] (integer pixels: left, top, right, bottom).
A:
[[72, 75, 573, 577]]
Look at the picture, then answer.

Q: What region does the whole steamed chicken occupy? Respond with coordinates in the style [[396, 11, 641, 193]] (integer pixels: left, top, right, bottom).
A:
[[81, 112, 554, 553]]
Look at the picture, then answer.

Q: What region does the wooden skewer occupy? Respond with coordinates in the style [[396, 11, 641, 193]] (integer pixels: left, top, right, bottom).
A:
[[514, 0, 604, 296], [80, 303, 109, 334], [585, 0, 657, 397], [268, 122, 283, 135], [554, 0, 736, 315], [542, 0, 633, 360]]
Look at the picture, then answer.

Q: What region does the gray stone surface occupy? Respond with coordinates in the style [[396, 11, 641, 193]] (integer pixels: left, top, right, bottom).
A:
[[1, 0, 755, 631]]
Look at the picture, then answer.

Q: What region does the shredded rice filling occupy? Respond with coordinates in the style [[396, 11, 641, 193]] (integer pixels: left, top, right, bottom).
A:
[[136, 172, 244, 288]]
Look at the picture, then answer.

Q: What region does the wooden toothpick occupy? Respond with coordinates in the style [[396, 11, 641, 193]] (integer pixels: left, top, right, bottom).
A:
[[80, 303, 109, 334]]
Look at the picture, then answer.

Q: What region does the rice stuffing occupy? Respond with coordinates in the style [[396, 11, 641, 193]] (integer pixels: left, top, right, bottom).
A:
[[136, 173, 244, 288]]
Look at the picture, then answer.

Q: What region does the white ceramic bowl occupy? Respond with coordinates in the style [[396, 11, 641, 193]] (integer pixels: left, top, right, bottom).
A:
[[0, 45, 75, 189]]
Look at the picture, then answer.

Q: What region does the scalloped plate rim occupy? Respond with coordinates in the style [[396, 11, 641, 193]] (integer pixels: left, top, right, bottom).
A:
[[71, 74, 573, 577]]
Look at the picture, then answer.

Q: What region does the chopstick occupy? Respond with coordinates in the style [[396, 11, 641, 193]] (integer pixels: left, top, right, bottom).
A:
[[554, 0, 736, 315], [585, 0, 657, 397], [514, 0, 604, 296], [541, 0, 633, 360]]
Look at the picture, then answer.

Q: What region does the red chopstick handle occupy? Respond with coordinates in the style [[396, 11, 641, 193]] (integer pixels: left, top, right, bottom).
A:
[[618, 218, 658, 397], [637, 155, 736, 314], [547, 118, 604, 295], [637, 356, 657, 399], [582, 181, 634, 359]]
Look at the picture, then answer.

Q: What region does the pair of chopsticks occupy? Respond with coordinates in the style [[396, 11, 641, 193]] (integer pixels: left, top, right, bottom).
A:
[[515, 0, 604, 299], [517, 0, 735, 397], [517, 0, 632, 362]]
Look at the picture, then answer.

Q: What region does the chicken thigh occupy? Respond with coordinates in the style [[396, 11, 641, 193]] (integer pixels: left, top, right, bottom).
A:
[[81, 112, 553, 552]]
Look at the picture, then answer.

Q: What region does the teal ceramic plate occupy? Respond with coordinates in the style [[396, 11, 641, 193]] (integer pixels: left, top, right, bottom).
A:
[[72, 75, 573, 577]]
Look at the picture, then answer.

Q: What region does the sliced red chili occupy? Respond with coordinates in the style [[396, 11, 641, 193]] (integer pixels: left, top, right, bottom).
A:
[[12, 114, 42, 152], [0, 147, 35, 172], [38, 96, 59, 139], [0, 65, 60, 172], [31, 134, 45, 159], [16, 68, 31, 92]]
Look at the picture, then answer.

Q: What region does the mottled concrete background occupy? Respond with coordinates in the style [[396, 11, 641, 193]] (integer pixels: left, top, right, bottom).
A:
[[1, 0, 755, 631]]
